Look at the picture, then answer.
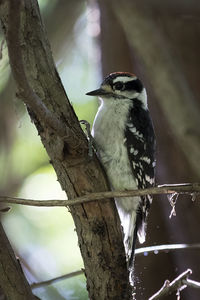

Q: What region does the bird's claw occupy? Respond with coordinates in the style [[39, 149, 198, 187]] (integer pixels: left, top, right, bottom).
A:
[[80, 120, 96, 158]]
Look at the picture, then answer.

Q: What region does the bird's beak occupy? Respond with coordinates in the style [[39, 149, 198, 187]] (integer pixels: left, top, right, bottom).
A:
[[86, 88, 108, 96]]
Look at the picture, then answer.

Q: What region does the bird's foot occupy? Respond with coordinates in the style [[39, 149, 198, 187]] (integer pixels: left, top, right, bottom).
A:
[[80, 120, 97, 158]]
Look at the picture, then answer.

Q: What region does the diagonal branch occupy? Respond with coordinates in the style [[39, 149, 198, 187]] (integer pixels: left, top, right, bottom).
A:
[[148, 269, 199, 300], [0, 183, 199, 207], [31, 270, 83, 290]]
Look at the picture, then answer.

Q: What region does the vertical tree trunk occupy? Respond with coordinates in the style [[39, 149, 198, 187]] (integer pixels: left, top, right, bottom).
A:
[[0, 1, 133, 299]]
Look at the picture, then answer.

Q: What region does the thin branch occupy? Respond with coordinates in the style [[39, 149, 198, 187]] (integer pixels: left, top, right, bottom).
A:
[[30, 243, 200, 289], [183, 279, 200, 289], [31, 270, 83, 290], [135, 243, 200, 256], [149, 269, 195, 300], [0, 183, 199, 207]]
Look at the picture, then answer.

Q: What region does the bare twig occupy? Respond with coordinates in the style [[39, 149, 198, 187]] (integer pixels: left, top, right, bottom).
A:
[[183, 279, 200, 289], [149, 269, 195, 300], [0, 183, 199, 207], [31, 244, 200, 289], [135, 243, 200, 256], [31, 270, 83, 290]]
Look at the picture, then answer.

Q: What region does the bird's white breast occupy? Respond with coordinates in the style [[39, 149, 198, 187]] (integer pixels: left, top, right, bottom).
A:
[[92, 97, 139, 212]]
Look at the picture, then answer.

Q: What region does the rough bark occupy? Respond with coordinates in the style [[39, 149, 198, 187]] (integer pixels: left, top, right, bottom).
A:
[[0, 222, 37, 300], [0, 1, 132, 299]]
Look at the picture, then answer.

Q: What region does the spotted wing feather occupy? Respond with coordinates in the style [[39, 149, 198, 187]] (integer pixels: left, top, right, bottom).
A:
[[125, 99, 156, 249]]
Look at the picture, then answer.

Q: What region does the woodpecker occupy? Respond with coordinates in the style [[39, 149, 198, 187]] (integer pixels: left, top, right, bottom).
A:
[[86, 72, 156, 266]]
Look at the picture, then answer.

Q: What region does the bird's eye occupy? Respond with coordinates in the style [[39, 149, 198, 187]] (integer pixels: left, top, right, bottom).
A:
[[114, 82, 124, 90]]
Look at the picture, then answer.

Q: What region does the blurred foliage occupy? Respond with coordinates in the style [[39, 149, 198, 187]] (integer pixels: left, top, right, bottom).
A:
[[3, 167, 87, 299]]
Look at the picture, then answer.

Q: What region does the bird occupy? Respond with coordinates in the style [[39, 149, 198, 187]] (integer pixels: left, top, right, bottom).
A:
[[86, 72, 156, 266]]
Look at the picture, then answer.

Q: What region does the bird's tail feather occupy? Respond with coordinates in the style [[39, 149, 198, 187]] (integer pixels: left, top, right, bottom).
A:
[[118, 210, 136, 264], [117, 208, 146, 267]]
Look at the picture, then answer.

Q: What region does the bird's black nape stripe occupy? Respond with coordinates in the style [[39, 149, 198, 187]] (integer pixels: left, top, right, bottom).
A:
[[125, 79, 143, 93]]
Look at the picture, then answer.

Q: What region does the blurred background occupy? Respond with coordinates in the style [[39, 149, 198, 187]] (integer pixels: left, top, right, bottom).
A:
[[0, 0, 200, 299]]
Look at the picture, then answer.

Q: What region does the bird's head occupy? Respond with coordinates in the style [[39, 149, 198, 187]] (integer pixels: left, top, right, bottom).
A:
[[86, 72, 147, 107]]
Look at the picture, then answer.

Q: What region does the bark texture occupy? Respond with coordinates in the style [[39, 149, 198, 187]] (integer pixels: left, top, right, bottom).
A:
[[0, 1, 132, 299], [0, 222, 37, 300]]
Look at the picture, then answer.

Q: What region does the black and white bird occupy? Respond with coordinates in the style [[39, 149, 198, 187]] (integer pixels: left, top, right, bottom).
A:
[[86, 72, 156, 266]]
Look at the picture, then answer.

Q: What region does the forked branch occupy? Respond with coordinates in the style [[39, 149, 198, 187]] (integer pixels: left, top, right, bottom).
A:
[[149, 269, 200, 300]]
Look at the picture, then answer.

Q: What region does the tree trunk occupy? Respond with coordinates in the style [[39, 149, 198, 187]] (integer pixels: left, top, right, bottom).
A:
[[0, 1, 132, 299], [0, 222, 37, 300]]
